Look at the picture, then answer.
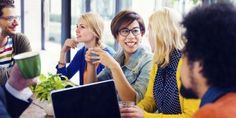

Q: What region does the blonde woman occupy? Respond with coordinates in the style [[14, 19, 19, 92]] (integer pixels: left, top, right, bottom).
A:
[[56, 12, 115, 85], [121, 8, 200, 118]]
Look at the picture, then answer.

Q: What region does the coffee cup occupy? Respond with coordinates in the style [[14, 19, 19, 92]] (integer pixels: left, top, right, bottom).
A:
[[91, 52, 99, 62], [13, 51, 41, 79]]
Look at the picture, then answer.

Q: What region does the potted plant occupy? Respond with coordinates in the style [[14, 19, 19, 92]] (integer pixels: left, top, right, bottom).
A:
[[31, 73, 77, 116]]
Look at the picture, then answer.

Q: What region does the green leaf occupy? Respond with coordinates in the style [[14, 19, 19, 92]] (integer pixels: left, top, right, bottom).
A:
[[33, 73, 77, 102]]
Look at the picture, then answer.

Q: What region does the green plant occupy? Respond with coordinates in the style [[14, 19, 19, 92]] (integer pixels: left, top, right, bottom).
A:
[[192, 0, 199, 4], [31, 73, 77, 102]]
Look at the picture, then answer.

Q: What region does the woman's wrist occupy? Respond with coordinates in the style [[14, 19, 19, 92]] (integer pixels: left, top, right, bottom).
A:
[[58, 61, 66, 66], [59, 50, 66, 67], [60, 49, 67, 54], [109, 61, 120, 70]]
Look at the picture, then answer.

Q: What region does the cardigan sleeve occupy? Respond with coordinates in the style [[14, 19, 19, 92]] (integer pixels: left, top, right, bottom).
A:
[[56, 48, 83, 79], [138, 59, 200, 118]]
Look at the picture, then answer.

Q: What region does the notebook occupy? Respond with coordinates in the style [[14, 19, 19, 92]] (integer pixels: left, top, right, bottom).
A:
[[51, 80, 120, 118]]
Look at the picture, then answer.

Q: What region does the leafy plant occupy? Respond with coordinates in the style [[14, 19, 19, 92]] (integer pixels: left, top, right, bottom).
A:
[[192, 0, 199, 4], [31, 73, 77, 102]]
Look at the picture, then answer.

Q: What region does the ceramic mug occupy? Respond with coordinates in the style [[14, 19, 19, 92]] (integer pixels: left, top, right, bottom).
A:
[[13, 51, 41, 79]]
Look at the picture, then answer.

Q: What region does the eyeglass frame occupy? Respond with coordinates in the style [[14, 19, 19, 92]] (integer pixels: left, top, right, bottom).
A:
[[0, 16, 20, 22], [118, 27, 141, 37]]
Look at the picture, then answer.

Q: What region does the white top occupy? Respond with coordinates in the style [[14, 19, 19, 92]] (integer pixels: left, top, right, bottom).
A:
[[5, 81, 32, 102]]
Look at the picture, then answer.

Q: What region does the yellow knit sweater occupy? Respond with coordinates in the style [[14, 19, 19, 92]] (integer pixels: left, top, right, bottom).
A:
[[138, 59, 200, 118]]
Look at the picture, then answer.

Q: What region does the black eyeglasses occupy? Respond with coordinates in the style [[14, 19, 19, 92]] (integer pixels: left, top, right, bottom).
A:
[[119, 27, 141, 37], [0, 16, 20, 23]]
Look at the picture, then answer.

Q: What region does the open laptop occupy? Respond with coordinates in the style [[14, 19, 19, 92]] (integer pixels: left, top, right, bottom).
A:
[[51, 80, 121, 118]]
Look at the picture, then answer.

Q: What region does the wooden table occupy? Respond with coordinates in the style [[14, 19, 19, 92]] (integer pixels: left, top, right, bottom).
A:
[[20, 98, 54, 118]]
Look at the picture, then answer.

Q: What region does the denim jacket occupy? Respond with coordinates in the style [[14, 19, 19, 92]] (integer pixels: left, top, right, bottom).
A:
[[98, 46, 153, 102]]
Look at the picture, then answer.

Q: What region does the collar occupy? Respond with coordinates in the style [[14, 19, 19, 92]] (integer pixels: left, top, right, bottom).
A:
[[82, 46, 87, 53], [114, 46, 146, 71], [200, 86, 236, 107], [0, 36, 10, 48]]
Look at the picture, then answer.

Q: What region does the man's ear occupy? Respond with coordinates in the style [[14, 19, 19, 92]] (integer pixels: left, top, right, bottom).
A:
[[194, 61, 203, 74], [192, 61, 206, 85]]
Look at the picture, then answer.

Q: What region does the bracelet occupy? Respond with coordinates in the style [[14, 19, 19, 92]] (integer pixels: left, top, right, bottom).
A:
[[58, 61, 66, 66]]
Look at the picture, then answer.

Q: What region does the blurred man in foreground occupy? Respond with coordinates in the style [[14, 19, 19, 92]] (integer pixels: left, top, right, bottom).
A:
[[181, 2, 236, 118], [0, 64, 36, 118]]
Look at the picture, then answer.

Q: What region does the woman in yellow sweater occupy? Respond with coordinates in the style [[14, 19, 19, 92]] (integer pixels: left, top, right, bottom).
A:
[[120, 7, 200, 118]]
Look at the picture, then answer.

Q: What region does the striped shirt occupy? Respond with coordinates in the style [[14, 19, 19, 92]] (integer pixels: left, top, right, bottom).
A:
[[0, 37, 14, 68]]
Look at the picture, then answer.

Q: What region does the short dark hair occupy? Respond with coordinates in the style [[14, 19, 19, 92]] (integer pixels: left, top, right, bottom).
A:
[[110, 10, 145, 39], [0, 0, 15, 17], [182, 2, 236, 88]]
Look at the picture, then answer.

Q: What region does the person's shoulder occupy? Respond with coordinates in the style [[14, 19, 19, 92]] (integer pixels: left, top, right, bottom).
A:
[[193, 103, 228, 118], [12, 33, 28, 39], [194, 93, 236, 118], [11, 33, 29, 43], [192, 105, 216, 118], [138, 46, 153, 60], [75, 46, 86, 55], [215, 92, 236, 109]]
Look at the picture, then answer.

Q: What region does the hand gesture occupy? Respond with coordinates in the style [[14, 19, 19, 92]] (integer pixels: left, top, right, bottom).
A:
[[61, 38, 79, 53], [87, 47, 118, 69], [85, 48, 95, 64]]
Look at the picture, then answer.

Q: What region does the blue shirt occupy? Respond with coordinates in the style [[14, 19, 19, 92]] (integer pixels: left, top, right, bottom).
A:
[[56, 46, 115, 85], [97, 46, 153, 102], [200, 86, 236, 107]]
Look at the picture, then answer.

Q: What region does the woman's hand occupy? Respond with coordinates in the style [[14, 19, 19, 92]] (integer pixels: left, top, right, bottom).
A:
[[89, 47, 118, 69], [58, 39, 79, 68], [61, 38, 79, 53], [85, 48, 95, 65], [120, 106, 144, 118]]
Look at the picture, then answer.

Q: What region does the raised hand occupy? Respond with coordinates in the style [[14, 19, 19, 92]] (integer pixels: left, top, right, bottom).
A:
[[61, 38, 79, 53], [7, 64, 37, 91]]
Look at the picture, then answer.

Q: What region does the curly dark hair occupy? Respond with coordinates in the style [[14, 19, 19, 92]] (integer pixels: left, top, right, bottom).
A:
[[182, 2, 236, 88], [0, 0, 14, 17]]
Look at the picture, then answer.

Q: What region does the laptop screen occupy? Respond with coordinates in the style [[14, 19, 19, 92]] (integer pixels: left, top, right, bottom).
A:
[[51, 80, 120, 118]]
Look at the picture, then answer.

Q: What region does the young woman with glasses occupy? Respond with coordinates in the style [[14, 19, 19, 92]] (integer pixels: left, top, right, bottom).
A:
[[85, 10, 153, 102]]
